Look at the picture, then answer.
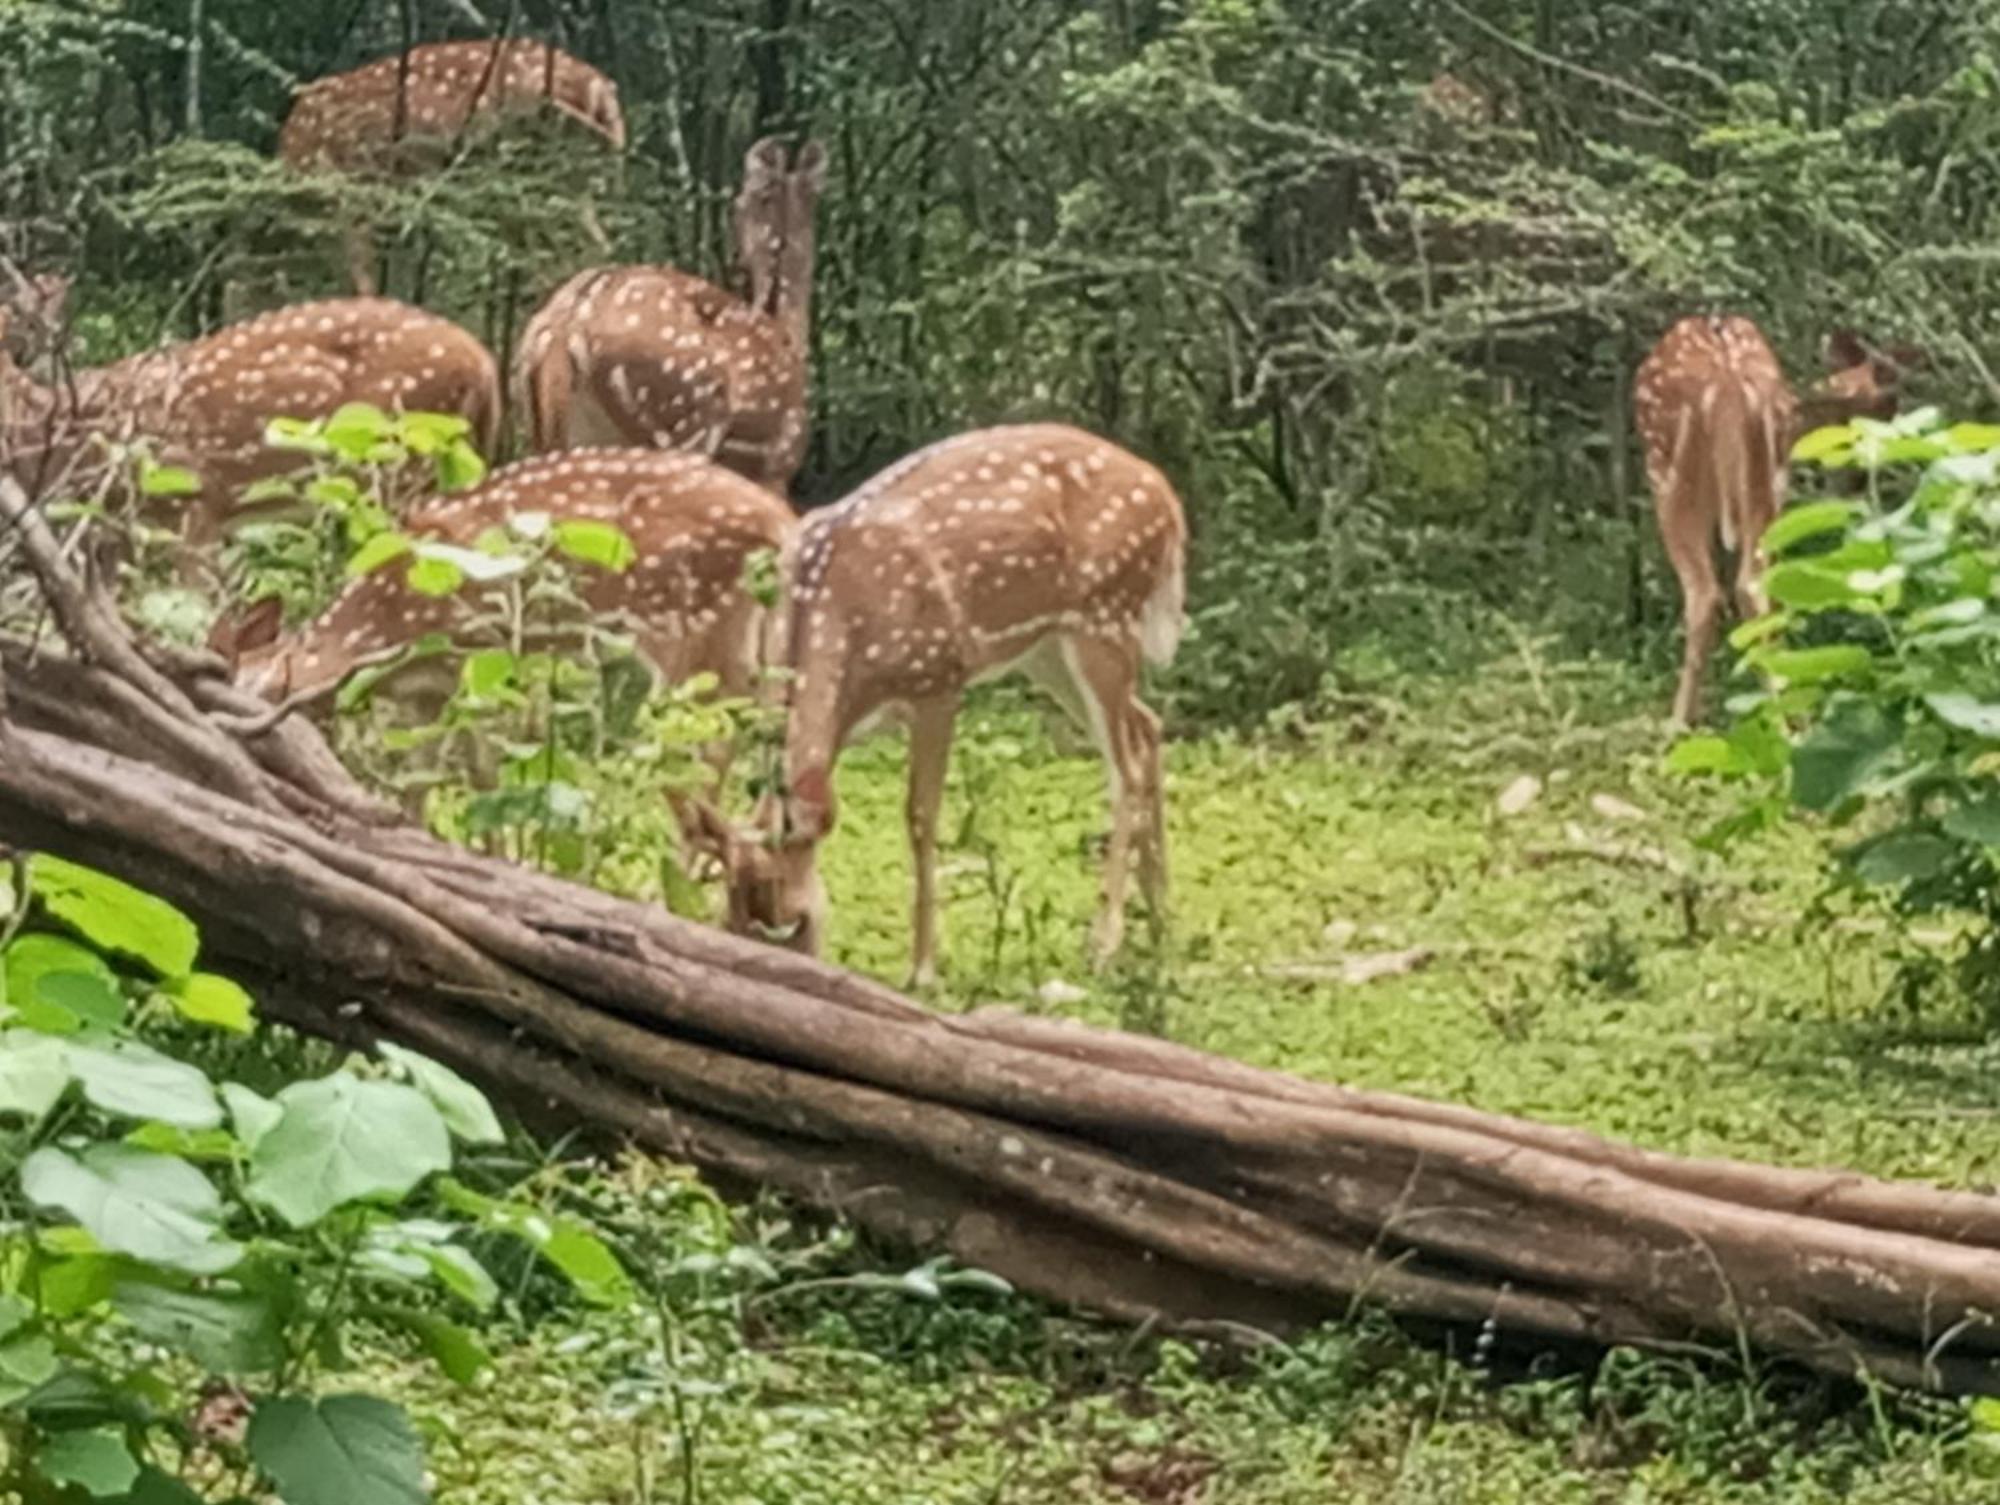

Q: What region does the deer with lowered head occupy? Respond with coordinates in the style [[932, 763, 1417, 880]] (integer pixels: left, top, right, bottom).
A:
[[278, 38, 627, 296], [0, 289, 501, 584], [1634, 317, 1921, 725], [210, 447, 793, 805], [687, 423, 1187, 987], [514, 137, 826, 496]]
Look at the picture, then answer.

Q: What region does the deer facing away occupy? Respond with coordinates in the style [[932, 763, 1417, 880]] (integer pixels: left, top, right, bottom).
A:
[[515, 137, 825, 496], [688, 423, 1187, 987], [1634, 317, 1918, 725], [277, 39, 627, 295], [0, 294, 501, 581]]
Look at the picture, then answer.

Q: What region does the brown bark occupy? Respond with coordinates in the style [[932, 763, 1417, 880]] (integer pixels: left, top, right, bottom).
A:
[[4, 478, 2000, 1396]]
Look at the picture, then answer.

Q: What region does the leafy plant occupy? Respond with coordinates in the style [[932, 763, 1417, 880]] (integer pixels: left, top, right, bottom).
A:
[[1671, 411, 2000, 1014], [0, 851, 629, 1502]]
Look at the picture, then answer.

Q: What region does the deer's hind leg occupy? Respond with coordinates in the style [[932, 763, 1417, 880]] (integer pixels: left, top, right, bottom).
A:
[[1047, 633, 1150, 966]]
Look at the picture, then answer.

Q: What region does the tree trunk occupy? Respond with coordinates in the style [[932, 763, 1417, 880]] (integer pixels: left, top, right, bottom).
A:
[[4, 479, 2000, 1396]]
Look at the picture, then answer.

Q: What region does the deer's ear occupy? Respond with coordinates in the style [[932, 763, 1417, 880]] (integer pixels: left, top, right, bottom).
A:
[[792, 139, 828, 195], [208, 595, 285, 667], [784, 765, 836, 843], [742, 135, 788, 190], [1823, 328, 1870, 373], [32, 274, 70, 324], [676, 797, 740, 867]]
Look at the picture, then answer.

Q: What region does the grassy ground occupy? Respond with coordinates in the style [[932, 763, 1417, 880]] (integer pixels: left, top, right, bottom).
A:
[[392, 644, 2000, 1503]]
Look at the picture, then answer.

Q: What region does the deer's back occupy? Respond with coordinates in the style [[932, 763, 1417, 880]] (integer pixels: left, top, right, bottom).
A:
[[788, 424, 1184, 695], [279, 39, 623, 169]]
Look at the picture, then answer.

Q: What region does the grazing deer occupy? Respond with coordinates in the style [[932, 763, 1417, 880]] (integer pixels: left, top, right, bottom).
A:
[[514, 137, 826, 495], [0, 295, 501, 581], [1634, 317, 1917, 724], [212, 448, 793, 801], [278, 38, 627, 295], [687, 424, 1187, 987]]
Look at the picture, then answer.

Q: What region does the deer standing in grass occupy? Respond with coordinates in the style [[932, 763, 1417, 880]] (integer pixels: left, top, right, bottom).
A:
[[1635, 318, 1918, 725], [278, 38, 627, 296], [689, 424, 1187, 987], [0, 294, 500, 583], [212, 448, 794, 809], [515, 137, 826, 495]]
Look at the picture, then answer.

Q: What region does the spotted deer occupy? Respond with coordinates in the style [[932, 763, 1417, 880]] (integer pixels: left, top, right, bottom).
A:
[[211, 448, 794, 810], [514, 137, 826, 495], [0, 295, 501, 582], [687, 424, 1187, 986], [278, 38, 627, 295], [1634, 317, 1918, 724]]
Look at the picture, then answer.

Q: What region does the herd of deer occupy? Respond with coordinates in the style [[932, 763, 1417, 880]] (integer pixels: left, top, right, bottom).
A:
[[0, 38, 1926, 983]]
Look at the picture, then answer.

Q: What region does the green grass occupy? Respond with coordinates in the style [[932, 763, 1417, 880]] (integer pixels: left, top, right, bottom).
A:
[[383, 646, 2000, 1502]]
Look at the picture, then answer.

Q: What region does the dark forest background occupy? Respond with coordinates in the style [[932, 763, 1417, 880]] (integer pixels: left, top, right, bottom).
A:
[[5, 0, 1997, 719]]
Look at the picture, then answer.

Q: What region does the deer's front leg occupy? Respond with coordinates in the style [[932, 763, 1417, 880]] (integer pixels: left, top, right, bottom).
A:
[[905, 696, 959, 990]]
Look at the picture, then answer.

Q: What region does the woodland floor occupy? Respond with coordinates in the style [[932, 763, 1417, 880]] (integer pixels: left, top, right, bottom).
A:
[[341, 646, 2000, 1502]]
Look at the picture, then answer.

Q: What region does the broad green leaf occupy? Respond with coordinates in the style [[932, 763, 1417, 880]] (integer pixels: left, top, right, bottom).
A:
[[248, 1075, 451, 1228], [1945, 423, 2000, 452], [112, 1278, 284, 1374], [1910, 597, 1986, 632], [1944, 797, 2000, 846], [36, 1425, 139, 1497], [122, 1123, 241, 1161], [138, 463, 201, 498], [421, 1244, 499, 1312], [0, 1030, 71, 1118], [33, 970, 126, 1031], [367, 1305, 490, 1386], [123, 1469, 208, 1505], [19, 1146, 239, 1275], [400, 411, 472, 448], [405, 555, 465, 598], [1850, 830, 1958, 885], [28, 858, 198, 979], [361, 1222, 498, 1311], [1792, 424, 1856, 463], [306, 474, 362, 509], [1665, 734, 1735, 776], [5, 933, 120, 1017], [1928, 694, 2000, 739], [1762, 501, 1860, 555], [552, 518, 638, 573], [1792, 699, 1900, 812], [36, 1255, 123, 1318], [239, 476, 299, 504], [1727, 611, 1791, 651], [1754, 644, 1873, 684], [435, 442, 487, 492], [162, 972, 255, 1034], [458, 650, 518, 699], [1760, 562, 1864, 611], [346, 532, 413, 578], [438, 1178, 631, 1308], [221, 1082, 282, 1151], [0, 1330, 60, 1405], [247, 1394, 430, 1505], [376, 1042, 504, 1146], [68, 1040, 222, 1129]]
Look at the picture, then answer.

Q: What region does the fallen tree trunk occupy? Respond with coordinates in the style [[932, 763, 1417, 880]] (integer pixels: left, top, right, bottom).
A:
[[4, 483, 2000, 1396]]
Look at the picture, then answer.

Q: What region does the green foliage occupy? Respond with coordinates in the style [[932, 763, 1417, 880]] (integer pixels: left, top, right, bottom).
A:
[[1676, 414, 2000, 1015], [0, 854, 630, 1502]]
